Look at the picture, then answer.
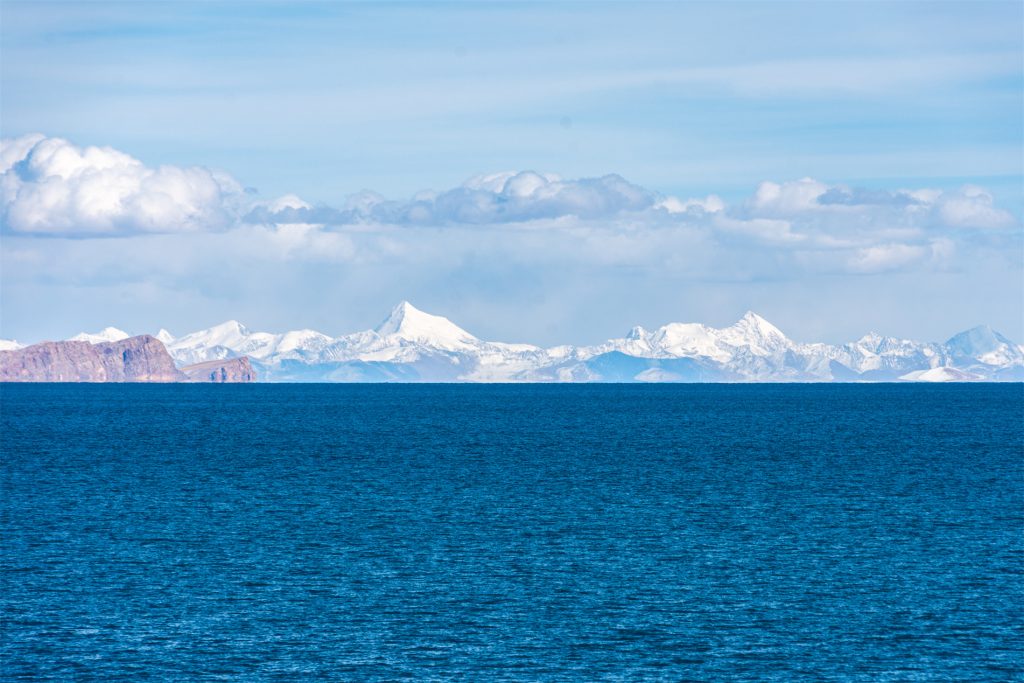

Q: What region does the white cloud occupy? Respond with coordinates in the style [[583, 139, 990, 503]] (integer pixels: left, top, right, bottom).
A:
[[847, 243, 932, 274], [6, 134, 1018, 254], [934, 185, 1017, 230], [657, 194, 724, 215], [0, 133, 45, 173], [1, 136, 1018, 293], [241, 170, 662, 228], [749, 178, 830, 214], [713, 216, 805, 245], [765, 179, 1018, 232], [1, 134, 245, 235], [370, 171, 656, 224], [264, 193, 312, 213], [718, 178, 1019, 269]]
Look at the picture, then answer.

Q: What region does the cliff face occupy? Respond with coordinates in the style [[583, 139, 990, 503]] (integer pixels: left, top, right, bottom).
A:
[[0, 336, 257, 383], [0, 335, 185, 382], [180, 357, 257, 383]]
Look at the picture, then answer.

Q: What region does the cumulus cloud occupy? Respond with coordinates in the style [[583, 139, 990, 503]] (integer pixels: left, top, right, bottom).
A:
[[5, 133, 1018, 255], [934, 185, 1017, 230], [713, 216, 805, 245], [656, 194, 724, 215], [1, 134, 245, 235], [749, 177, 830, 215], [246, 171, 659, 227], [847, 243, 933, 274], [743, 177, 1017, 232], [248, 172, 1018, 256], [1, 135, 1019, 288]]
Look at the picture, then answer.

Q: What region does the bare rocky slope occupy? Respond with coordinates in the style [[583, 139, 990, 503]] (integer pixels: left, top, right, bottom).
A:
[[0, 336, 256, 383], [180, 357, 257, 383]]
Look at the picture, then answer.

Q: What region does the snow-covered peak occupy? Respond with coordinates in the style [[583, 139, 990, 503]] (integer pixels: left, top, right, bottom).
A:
[[648, 322, 726, 360], [855, 332, 884, 352], [155, 329, 175, 345], [946, 324, 998, 350], [161, 320, 340, 365], [275, 329, 334, 354], [718, 311, 790, 355], [945, 325, 1023, 366], [0, 339, 23, 351], [69, 327, 130, 344], [170, 320, 250, 350], [374, 301, 478, 349], [735, 311, 786, 337], [626, 326, 648, 341], [597, 311, 792, 362]]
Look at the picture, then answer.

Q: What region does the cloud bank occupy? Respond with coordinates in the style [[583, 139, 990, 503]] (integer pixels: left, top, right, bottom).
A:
[[3, 136, 1016, 248], [1, 134, 1021, 345]]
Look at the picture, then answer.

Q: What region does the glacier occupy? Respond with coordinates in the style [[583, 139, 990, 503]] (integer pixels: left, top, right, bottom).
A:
[[31, 301, 1024, 382]]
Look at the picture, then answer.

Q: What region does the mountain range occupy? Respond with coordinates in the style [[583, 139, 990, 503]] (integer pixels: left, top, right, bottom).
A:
[[3, 302, 1022, 382]]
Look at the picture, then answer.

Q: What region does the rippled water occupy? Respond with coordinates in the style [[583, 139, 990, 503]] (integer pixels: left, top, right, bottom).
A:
[[2, 384, 1022, 680]]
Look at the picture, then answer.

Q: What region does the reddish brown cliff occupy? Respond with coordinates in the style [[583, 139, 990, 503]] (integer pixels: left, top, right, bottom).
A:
[[0, 335, 185, 382], [180, 357, 257, 383]]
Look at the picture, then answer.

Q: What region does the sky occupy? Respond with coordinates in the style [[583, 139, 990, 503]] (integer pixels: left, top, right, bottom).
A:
[[1, 0, 1022, 346]]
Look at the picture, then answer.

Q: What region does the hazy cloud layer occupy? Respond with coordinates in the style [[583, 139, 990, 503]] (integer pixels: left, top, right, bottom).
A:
[[1, 135, 1021, 344], [243, 172, 657, 227], [4, 136, 1016, 248]]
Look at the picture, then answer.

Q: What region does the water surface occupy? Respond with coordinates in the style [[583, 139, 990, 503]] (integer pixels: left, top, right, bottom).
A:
[[2, 384, 1022, 680]]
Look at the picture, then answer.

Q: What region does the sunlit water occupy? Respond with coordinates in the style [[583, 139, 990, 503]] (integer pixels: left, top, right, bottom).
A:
[[2, 384, 1022, 680]]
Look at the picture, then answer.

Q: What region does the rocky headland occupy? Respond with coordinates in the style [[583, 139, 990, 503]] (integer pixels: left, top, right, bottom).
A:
[[0, 336, 256, 383]]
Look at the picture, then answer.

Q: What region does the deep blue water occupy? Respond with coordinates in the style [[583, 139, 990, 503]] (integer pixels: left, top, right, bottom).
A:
[[1, 384, 1022, 681]]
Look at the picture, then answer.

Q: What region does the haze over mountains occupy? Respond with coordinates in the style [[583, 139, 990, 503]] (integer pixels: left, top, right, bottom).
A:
[[6, 302, 1020, 383]]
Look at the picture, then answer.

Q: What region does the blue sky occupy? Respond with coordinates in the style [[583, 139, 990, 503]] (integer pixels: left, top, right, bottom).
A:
[[1, 1, 1022, 345]]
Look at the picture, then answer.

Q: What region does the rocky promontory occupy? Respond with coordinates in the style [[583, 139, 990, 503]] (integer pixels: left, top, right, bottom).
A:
[[0, 336, 256, 383], [180, 357, 257, 383]]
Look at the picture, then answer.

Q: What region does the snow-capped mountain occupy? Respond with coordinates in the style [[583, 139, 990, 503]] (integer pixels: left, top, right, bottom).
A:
[[68, 327, 130, 344], [55, 303, 1024, 382], [944, 325, 1024, 368], [374, 301, 479, 351], [587, 312, 794, 369]]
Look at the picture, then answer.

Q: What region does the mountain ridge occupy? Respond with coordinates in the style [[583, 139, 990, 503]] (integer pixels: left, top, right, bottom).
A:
[[6, 304, 1022, 383]]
